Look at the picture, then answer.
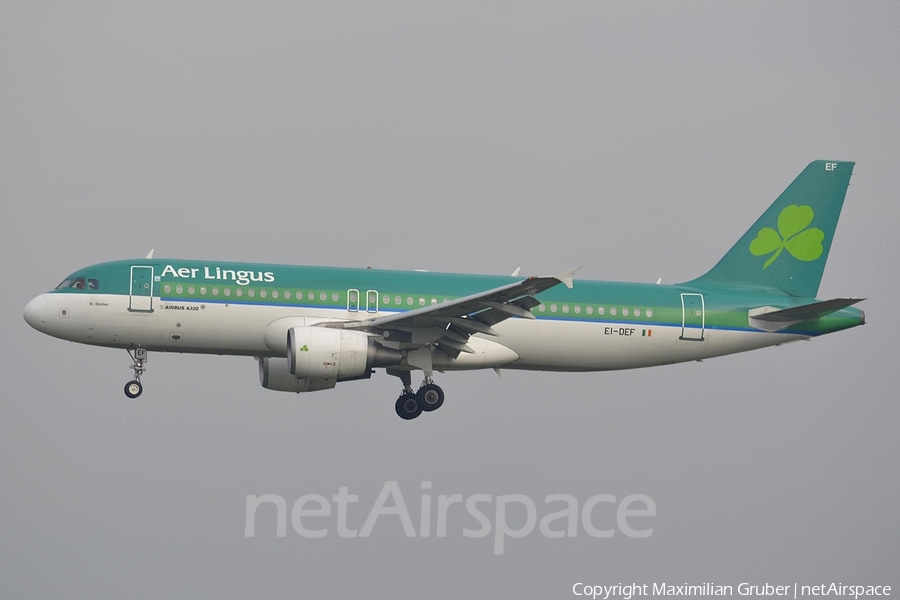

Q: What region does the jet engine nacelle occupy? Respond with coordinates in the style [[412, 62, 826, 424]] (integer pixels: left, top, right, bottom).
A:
[[259, 326, 402, 393], [258, 356, 337, 393], [288, 326, 372, 381]]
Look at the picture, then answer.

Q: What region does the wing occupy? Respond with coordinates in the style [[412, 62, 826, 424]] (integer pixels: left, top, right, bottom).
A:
[[337, 267, 578, 357]]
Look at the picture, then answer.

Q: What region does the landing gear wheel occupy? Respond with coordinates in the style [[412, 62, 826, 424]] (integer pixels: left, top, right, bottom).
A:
[[417, 383, 444, 412], [125, 348, 147, 398], [124, 380, 143, 398], [395, 393, 422, 420]]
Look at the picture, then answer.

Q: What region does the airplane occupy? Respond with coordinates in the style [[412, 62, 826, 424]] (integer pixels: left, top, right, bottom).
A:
[[24, 160, 865, 420]]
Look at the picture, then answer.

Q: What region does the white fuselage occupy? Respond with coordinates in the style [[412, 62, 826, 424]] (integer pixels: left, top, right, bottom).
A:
[[24, 291, 800, 372]]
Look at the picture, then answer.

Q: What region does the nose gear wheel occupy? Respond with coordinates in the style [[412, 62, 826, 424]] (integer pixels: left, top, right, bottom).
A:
[[124, 348, 148, 398]]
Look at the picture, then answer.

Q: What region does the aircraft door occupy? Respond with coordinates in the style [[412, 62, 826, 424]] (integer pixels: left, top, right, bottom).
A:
[[129, 266, 154, 312], [366, 290, 378, 313], [347, 289, 360, 312], [679, 293, 705, 341]]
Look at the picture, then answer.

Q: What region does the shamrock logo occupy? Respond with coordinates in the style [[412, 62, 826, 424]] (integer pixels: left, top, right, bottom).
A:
[[749, 205, 825, 269], [299, 345, 309, 352]]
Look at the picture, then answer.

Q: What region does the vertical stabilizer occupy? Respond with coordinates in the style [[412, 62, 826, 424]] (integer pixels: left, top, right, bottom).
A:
[[684, 160, 854, 297]]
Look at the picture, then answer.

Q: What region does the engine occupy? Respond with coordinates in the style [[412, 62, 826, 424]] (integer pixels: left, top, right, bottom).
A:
[[288, 326, 373, 379], [258, 356, 337, 392], [259, 326, 401, 393]]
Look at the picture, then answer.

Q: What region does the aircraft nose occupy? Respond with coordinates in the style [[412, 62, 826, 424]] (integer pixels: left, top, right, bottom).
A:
[[24, 294, 48, 330]]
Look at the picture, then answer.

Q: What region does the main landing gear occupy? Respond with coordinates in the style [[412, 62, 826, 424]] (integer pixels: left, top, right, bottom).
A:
[[390, 369, 445, 420], [124, 347, 148, 398]]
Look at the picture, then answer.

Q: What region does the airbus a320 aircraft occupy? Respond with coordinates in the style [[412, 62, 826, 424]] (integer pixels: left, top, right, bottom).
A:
[[24, 161, 864, 420]]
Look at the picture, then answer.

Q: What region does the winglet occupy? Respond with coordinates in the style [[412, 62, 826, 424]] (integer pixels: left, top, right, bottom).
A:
[[145, 249, 155, 259], [554, 267, 579, 289], [510, 267, 521, 277]]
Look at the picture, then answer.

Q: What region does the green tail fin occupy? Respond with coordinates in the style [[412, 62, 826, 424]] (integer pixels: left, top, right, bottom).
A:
[[685, 160, 854, 298]]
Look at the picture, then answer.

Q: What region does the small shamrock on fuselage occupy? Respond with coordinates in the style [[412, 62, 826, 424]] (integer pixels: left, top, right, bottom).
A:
[[749, 205, 825, 269]]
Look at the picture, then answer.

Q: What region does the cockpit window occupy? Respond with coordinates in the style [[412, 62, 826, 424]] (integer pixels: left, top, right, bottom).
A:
[[54, 277, 99, 291]]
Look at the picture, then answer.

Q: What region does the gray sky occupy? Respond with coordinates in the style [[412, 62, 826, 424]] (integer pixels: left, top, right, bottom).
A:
[[2, 2, 898, 597]]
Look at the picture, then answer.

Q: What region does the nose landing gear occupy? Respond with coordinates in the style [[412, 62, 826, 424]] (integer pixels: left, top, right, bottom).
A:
[[124, 347, 147, 398]]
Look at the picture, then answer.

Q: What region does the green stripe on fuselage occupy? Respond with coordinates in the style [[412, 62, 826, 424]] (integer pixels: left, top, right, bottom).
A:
[[48, 258, 863, 337]]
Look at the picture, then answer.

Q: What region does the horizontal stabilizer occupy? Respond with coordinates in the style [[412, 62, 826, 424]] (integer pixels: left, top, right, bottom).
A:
[[749, 298, 864, 331]]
